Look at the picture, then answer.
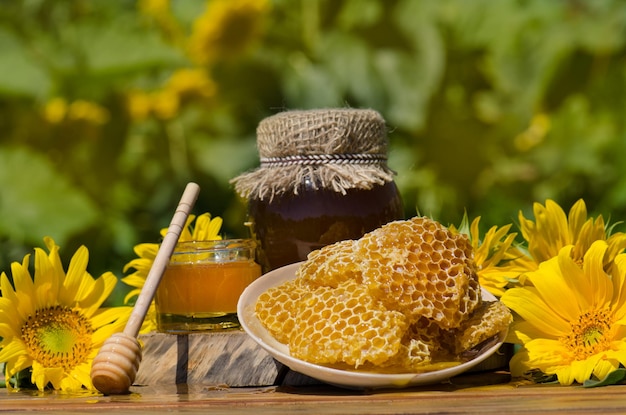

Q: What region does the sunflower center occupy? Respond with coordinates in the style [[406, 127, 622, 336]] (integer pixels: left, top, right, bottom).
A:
[[562, 309, 613, 360], [21, 305, 93, 371]]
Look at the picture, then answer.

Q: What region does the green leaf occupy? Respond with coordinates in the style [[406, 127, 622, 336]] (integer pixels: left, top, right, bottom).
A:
[[368, 1, 445, 131], [190, 133, 259, 185], [583, 368, 626, 388], [374, 49, 439, 131], [0, 146, 98, 246], [337, 0, 383, 29], [74, 18, 185, 75], [283, 55, 343, 107], [572, 1, 626, 54], [321, 32, 385, 105], [0, 28, 50, 98], [169, 0, 208, 26]]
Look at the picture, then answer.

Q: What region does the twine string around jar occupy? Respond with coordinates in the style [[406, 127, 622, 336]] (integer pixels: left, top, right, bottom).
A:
[[260, 153, 388, 167]]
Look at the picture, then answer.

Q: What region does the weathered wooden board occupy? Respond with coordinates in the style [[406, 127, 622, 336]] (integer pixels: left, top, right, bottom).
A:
[[135, 331, 319, 387]]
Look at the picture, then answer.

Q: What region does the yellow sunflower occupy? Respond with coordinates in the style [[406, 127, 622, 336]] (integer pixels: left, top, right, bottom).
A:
[[519, 199, 626, 270], [0, 237, 131, 392], [501, 240, 626, 385], [187, 0, 270, 65], [453, 215, 533, 297], [138, 0, 183, 42], [122, 213, 222, 332], [165, 68, 217, 101]]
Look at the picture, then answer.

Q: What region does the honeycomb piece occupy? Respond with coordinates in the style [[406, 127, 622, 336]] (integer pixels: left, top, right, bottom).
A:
[[289, 279, 407, 368], [452, 300, 512, 354], [254, 215, 513, 373], [296, 239, 361, 288], [255, 279, 305, 344], [356, 216, 481, 329], [381, 317, 453, 371]]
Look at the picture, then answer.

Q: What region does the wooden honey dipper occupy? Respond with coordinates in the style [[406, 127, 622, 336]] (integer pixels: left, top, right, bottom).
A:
[[90, 182, 200, 395]]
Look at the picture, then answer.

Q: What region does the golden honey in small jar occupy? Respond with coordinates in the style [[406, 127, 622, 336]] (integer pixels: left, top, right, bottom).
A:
[[155, 239, 261, 333], [231, 108, 405, 273]]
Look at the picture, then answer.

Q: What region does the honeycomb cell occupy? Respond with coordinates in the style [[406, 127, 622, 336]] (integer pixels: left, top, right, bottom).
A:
[[288, 280, 407, 367]]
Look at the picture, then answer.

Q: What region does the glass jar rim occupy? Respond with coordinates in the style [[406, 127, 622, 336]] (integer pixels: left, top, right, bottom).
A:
[[170, 239, 256, 264], [173, 239, 255, 251]]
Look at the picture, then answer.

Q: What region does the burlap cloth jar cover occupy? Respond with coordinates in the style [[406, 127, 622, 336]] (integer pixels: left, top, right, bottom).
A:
[[231, 108, 397, 200]]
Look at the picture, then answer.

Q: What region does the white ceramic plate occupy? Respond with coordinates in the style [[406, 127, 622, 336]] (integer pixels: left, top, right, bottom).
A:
[[237, 262, 508, 389]]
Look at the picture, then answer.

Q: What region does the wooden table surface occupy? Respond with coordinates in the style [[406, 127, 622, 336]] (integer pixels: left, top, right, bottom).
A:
[[2, 332, 624, 414], [2, 371, 626, 414]]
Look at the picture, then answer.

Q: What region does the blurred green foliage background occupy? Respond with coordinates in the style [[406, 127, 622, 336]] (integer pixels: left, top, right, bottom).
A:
[[1, 0, 626, 297]]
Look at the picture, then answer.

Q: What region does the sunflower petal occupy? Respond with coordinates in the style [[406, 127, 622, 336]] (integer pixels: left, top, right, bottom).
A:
[[90, 306, 132, 333], [508, 348, 531, 377], [506, 319, 550, 344], [555, 246, 591, 311], [569, 356, 600, 384], [502, 287, 571, 335], [567, 199, 588, 242], [78, 272, 118, 317], [582, 241, 612, 309], [64, 362, 94, 391], [61, 245, 90, 303], [610, 254, 626, 319], [525, 252, 580, 322], [0, 272, 19, 310], [12, 255, 34, 299], [0, 340, 29, 374], [43, 237, 65, 287], [544, 199, 571, 247], [0, 320, 20, 339]]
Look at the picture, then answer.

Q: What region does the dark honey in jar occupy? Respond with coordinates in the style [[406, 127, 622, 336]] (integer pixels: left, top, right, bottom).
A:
[[231, 108, 404, 273]]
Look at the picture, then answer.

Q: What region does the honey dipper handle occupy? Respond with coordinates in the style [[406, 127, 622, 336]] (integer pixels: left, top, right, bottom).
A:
[[123, 182, 200, 338]]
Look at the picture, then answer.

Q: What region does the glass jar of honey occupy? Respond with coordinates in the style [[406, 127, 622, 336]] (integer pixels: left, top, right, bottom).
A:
[[231, 109, 404, 273], [155, 239, 261, 333]]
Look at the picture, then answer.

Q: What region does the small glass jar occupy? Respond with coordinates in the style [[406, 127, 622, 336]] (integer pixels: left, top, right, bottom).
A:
[[155, 239, 261, 333], [232, 109, 405, 273]]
